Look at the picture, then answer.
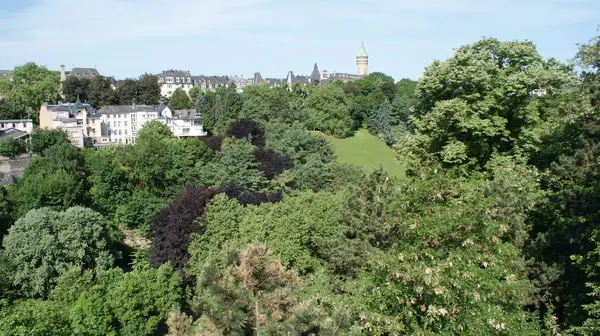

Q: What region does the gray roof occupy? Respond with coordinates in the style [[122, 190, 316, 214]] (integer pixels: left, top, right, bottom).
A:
[[253, 72, 264, 84], [159, 70, 192, 77], [0, 70, 11, 77], [311, 63, 320, 83], [69, 67, 100, 78], [47, 102, 94, 113], [0, 128, 28, 140], [98, 105, 161, 114], [172, 109, 201, 119]]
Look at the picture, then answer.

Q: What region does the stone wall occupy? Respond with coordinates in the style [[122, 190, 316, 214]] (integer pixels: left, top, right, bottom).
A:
[[0, 154, 34, 184]]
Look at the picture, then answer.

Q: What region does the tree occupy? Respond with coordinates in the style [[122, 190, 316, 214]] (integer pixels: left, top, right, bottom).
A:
[[367, 99, 391, 139], [137, 74, 161, 105], [1, 206, 113, 297], [169, 87, 193, 110], [253, 147, 294, 179], [188, 86, 202, 103], [0, 299, 71, 336], [29, 128, 69, 155], [61, 76, 90, 103], [305, 85, 355, 138], [150, 187, 217, 270], [0, 138, 24, 159], [194, 91, 210, 118], [115, 78, 138, 105], [401, 38, 572, 167], [87, 76, 117, 108], [0, 62, 60, 119], [225, 118, 265, 147], [194, 138, 266, 191]]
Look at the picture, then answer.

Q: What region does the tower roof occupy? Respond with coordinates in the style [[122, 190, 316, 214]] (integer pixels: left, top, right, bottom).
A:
[[311, 63, 320, 82], [357, 43, 368, 57]]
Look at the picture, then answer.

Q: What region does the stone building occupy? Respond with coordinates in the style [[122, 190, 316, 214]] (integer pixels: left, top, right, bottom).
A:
[[38, 99, 101, 148]]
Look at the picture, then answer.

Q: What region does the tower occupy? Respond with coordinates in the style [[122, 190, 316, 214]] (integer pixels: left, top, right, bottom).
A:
[[356, 43, 368, 76], [310, 63, 320, 85]]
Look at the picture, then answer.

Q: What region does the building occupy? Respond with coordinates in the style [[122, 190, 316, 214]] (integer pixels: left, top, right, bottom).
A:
[[157, 70, 194, 98], [356, 43, 368, 76], [160, 107, 207, 137], [97, 105, 165, 145], [192, 75, 230, 92], [0, 119, 33, 134], [39, 99, 100, 148], [0, 70, 11, 79], [59, 65, 101, 82]]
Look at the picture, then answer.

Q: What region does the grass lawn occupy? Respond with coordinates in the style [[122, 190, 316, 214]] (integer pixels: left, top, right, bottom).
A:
[[314, 129, 405, 179]]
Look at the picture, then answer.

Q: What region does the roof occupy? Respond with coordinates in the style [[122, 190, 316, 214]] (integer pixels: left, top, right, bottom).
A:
[[98, 105, 162, 114], [311, 63, 320, 82], [69, 67, 100, 78], [357, 43, 368, 57], [160, 70, 192, 77], [172, 109, 202, 119], [0, 70, 11, 78], [0, 119, 33, 123], [0, 128, 28, 140]]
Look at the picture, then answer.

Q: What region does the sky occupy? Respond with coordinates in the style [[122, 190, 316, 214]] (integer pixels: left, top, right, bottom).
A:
[[0, 0, 598, 81]]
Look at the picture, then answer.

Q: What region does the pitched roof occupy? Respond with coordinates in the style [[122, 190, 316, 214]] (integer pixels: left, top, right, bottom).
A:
[[0, 128, 28, 140], [357, 43, 368, 57], [311, 63, 320, 82], [69, 67, 100, 78], [98, 105, 160, 114], [172, 109, 201, 119], [160, 70, 192, 77]]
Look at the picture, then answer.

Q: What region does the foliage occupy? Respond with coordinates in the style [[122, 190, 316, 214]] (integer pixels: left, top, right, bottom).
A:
[[0, 62, 60, 120], [225, 118, 266, 147], [62, 76, 90, 103], [367, 99, 391, 140], [401, 37, 572, 168], [29, 128, 69, 155], [0, 299, 71, 336], [1, 206, 113, 297], [305, 84, 355, 138], [150, 187, 217, 270], [0, 138, 24, 158], [86, 76, 118, 108], [115, 189, 167, 233], [169, 87, 193, 110]]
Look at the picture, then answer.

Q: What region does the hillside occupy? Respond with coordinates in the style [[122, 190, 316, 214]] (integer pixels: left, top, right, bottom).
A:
[[314, 129, 405, 178]]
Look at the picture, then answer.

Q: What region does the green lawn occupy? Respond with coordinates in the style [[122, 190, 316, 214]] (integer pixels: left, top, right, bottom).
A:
[[314, 129, 405, 179]]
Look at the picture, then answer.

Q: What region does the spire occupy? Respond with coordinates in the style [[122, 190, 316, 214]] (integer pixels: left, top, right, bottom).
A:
[[311, 63, 320, 83], [75, 95, 82, 107], [357, 43, 368, 57]]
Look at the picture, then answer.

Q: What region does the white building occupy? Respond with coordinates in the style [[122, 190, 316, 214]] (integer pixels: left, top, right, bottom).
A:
[[157, 70, 194, 98], [0, 119, 33, 134], [97, 105, 165, 145], [159, 107, 207, 137]]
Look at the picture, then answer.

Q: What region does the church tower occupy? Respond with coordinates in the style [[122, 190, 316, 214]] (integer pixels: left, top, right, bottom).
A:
[[356, 43, 368, 76]]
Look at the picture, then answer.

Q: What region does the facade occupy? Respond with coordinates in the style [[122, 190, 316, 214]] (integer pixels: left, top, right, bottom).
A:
[[97, 105, 165, 145], [160, 107, 207, 137], [39, 99, 100, 148], [0, 119, 33, 134], [192, 75, 230, 92], [157, 70, 194, 98]]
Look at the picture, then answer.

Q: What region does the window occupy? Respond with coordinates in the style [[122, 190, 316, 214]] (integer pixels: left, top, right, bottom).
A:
[[168, 84, 172, 88], [124, 121, 128, 127], [176, 77, 180, 83], [22, 122, 26, 127], [125, 130, 128, 135], [108, 130, 111, 136], [113, 121, 116, 127], [118, 121, 121, 127], [187, 78, 191, 83], [118, 114, 121, 119], [119, 130, 122, 135]]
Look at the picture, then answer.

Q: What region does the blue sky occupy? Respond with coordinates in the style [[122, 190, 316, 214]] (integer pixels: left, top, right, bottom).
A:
[[0, 0, 598, 81]]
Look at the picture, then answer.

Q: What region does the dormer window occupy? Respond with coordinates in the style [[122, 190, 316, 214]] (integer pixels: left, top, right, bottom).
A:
[[176, 78, 180, 83]]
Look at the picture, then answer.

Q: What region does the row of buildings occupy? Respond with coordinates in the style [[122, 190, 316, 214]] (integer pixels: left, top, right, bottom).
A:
[[38, 99, 206, 148], [157, 44, 370, 97]]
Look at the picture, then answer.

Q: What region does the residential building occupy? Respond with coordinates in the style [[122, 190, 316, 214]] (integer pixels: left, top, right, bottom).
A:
[[59, 65, 101, 82], [0, 70, 11, 78], [192, 75, 230, 92], [157, 70, 194, 98], [97, 105, 165, 145], [39, 99, 100, 148], [0, 119, 33, 134], [160, 107, 207, 137]]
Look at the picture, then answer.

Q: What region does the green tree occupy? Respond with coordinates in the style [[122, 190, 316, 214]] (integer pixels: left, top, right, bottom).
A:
[[0, 299, 71, 336], [30, 128, 69, 155], [61, 76, 90, 103], [400, 38, 572, 167], [367, 99, 391, 139], [305, 85, 355, 138], [1, 206, 113, 297], [195, 138, 266, 191], [137, 74, 161, 105], [189, 86, 202, 103], [115, 78, 138, 105], [86, 76, 117, 108], [0, 138, 24, 158], [169, 87, 193, 110], [0, 63, 60, 119]]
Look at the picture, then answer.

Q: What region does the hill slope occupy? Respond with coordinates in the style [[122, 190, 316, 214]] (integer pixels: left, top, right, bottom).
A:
[[314, 129, 405, 179]]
